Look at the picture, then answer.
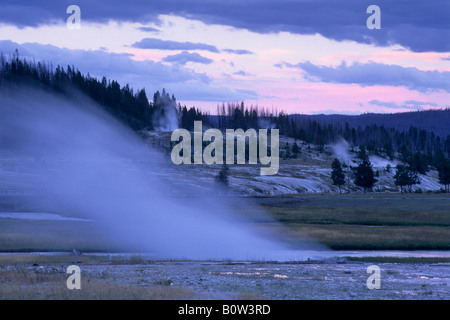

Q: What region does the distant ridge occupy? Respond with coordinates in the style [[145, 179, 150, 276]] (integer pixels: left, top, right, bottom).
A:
[[295, 109, 450, 138]]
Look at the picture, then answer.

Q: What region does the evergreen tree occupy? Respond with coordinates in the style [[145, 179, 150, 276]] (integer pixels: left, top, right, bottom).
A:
[[399, 145, 411, 164], [437, 158, 450, 192], [409, 151, 428, 174], [358, 145, 369, 161], [383, 141, 394, 159], [394, 164, 420, 193], [385, 163, 392, 173], [331, 158, 345, 194], [284, 142, 292, 159], [291, 141, 300, 158], [354, 157, 377, 193]]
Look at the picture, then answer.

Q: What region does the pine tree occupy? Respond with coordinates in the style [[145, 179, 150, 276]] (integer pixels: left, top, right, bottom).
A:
[[385, 163, 391, 173], [331, 158, 345, 194], [292, 141, 300, 158], [409, 151, 428, 174], [285, 142, 292, 159], [354, 156, 377, 193], [358, 145, 369, 161], [383, 141, 394, 160], [394, 165, 420, 193], [437, 158, 450, 192]]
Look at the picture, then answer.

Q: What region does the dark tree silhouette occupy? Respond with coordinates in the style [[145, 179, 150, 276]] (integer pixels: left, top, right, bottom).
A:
[[394, 165, 420, 193], [354, 151, 377, 193], [437, 159, 450, 192], [291, 141, 300, 158], [331, 158, 345, 194]]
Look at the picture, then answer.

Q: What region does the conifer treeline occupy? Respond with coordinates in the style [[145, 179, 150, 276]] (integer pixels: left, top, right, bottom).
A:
[[1, 51, 153, 130], [209, 102, 450, 168], [0, 51, 203, 132]]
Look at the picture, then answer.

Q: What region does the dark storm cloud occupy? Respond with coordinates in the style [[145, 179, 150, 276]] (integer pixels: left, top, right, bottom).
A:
[[282, 61, 450, 93], [1, 0, 448, 52]]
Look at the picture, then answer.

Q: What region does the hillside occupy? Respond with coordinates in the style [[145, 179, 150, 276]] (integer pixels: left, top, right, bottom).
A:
[[144, 131, 443, 196]]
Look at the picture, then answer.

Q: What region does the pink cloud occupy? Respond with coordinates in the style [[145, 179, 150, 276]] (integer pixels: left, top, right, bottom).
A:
[[320, 50, 450, 72], [238, 83, 450, 115]]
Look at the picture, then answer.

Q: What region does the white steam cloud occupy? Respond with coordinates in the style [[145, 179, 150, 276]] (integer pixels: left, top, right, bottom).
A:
[[331, 139, 351, 165], [0, 87, 324, 260], [152, 92, 179, 132]]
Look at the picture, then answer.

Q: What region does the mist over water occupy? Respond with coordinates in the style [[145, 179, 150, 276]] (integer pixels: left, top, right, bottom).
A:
[[0, 87, 325, 260]]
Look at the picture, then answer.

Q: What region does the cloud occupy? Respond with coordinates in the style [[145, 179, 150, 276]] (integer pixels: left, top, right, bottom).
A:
[[0, 40, 257, 103], [274, 63, 284, 69], [233, 70, 249, 76], [0, 0, 448, 52], [0, 40, 210, 85], [137, 26, 160, 33], [369, 99, 442, 111], [222, 49, 253, 55], [369, 100, 419, 110], [404, 100, 438, 107], [162, 51, 213, 65], [131, 38, 219, 53], [311, 109, 362, 115], [283, 61, 450, 93]]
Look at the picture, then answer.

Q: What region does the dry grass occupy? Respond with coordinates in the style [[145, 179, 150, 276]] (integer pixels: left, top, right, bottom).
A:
[[0, 254, 108, 266], [0, 268, 194, 300], [235, 291, 265, 300], [0, 252, 196, 300]]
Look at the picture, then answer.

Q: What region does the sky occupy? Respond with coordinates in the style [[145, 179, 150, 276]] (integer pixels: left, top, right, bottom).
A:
[[0, 0, 449, 115]]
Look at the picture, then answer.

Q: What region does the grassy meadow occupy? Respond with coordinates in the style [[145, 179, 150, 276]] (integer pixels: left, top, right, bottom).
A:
[[256, 193, 450, 250], [0, 192, 449, 253], [0, 219, 119, 253]]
